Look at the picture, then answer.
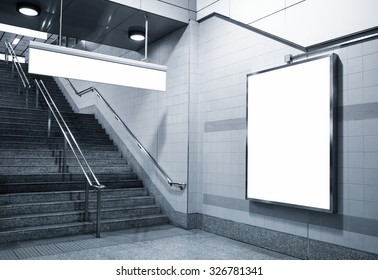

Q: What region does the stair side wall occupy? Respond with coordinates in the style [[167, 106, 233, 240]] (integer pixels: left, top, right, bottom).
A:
[[55, 24, 192, 227]]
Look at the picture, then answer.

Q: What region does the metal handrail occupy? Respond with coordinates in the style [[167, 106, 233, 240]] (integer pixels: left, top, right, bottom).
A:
[[4, 41, 30, 89], [4, 41, 31, 108], [66, 79, 186, 190], [35, 79, 105, 238]]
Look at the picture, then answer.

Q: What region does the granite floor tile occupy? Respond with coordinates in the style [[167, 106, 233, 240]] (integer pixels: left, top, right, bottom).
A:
[[0, 225, 297, 260]]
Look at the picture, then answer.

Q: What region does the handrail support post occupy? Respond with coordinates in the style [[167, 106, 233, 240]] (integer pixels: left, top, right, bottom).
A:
[[17, 78, 20, 95], [63, 135, 67, 173], [47, 109, 52, 137], [96, 187, 102, 238], [36, 85, 39, 109], [5, 46, 8, 64], [85, 181, 89, 222], [25, 87, 29, 109]]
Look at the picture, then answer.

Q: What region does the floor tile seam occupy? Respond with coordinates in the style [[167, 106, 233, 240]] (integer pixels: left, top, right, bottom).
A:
[[33, 243, 66, 257], [12, 246, 43, 259], [0, 249, 19, 260]]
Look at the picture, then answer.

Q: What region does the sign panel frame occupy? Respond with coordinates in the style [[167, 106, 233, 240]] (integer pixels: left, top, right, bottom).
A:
[[246, 54, 337, 213]]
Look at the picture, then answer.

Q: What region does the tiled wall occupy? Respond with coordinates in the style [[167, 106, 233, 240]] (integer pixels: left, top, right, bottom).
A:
[[108, 0, 196, 22], [195, 16, 378, 255], [56, 14, 378, 255]]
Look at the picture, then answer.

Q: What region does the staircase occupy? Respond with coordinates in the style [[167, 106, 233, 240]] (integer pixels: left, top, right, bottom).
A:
[[0, 61, 168, 243]]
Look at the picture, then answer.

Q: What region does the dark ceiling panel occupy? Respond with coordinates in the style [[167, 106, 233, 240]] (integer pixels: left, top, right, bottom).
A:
[[104, 10, 187, 49], [0, 0, 74, 32], [0, 0, 187, 51], [47, 0, 139, 45], [98, 25, 146, 50]]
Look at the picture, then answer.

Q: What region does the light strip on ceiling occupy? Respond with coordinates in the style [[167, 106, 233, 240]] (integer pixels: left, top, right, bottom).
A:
[[12, 37, 21, 45], [0, 23, 48, 40], [28, 41, 167, 91], [0, 53, 26, 63]]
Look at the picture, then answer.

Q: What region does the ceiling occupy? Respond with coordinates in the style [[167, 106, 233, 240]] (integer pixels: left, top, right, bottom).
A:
[[0, 0, 188, 58]]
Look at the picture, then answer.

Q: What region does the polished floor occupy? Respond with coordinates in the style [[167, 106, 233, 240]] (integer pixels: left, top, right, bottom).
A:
[[0, 225, 297, 260]]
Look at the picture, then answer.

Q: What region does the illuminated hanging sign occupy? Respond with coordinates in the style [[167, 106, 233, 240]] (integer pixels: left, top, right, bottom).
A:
[[28, 41, 167, 91]]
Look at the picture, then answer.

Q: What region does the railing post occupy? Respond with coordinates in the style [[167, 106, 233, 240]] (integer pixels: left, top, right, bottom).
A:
[[5, 47, 8, 64], [47, 109, 51, 137], [25, 87, 29, 109], [11, 62, 14, 77], [17, 78, 20, 95], [96, 188, 102, 238], [58, 151, 62, 172], [85, 181, 89, 222], [35, 85, 39, 109], [63, 135, 67, 173]]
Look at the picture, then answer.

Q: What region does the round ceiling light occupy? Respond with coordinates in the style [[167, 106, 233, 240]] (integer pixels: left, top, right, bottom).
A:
[[17, 2, 41, 17], [128, 30, 145, 41]]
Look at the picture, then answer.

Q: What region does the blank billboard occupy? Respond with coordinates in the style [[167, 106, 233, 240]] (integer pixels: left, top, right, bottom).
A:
[[246, 54, 337, 212]]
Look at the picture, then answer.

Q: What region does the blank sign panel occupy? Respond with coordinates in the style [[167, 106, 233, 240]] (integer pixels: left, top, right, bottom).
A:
[[246, 54, 337, 212]]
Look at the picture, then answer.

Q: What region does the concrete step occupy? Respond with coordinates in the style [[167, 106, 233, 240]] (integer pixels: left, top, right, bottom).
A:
[[0, 157, 127, 166], [0, 149, 122, 159], [0, 90, 68, 102], [0, 114, 101, 126], [0, 128, 110, 139], [0, 211, 85, 230], [0, 173, 138, 185], [0, 188, 149, 204], [0, 142, 118, 151], [0, 221, 91, 243], [0, 135, 114, 145], [0, 128, 110, 140], [0, 99, 72, 111], [0, 122, 106, 134], [93, 205, 161, 220], [0, 164, 132, 175], [0, 107, 94, 120], [0, 117, 103, 129], [0, 199, 159, 219], [0, 180, 142, 194]]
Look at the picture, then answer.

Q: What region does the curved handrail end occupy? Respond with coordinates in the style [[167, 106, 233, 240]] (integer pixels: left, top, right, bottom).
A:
[[169, 182, 187, 191], [66, 78, 187, 192]]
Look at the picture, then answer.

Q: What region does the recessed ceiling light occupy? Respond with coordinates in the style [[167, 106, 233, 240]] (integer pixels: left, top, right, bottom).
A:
[[128, 30, 145, 41], [17, 2, 41, 17]]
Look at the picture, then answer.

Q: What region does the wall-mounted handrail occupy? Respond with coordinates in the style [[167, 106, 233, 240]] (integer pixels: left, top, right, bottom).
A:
[[35, 79, 105, 238], [4, 41, 31, 108], [66, 79, 186, 191]]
